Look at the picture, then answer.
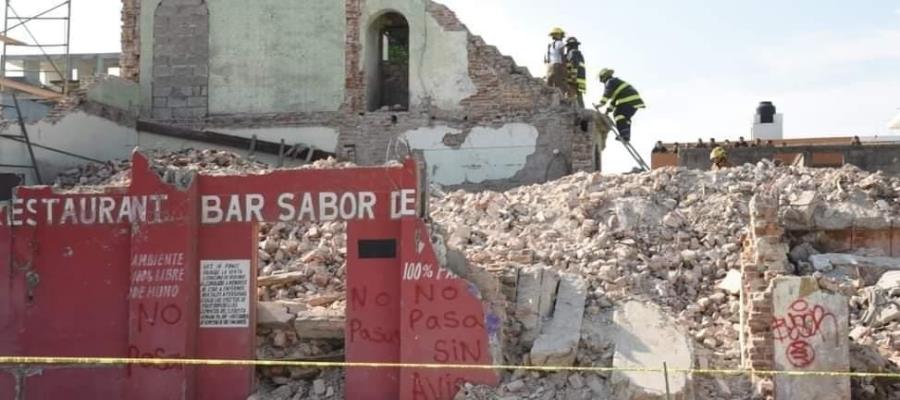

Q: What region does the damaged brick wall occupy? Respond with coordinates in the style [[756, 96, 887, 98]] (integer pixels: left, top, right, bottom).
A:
[[125, 0, 598, 186], [741, 193, 791, 398], [120, 0, 140, 82], [151, 0, 209, 121]]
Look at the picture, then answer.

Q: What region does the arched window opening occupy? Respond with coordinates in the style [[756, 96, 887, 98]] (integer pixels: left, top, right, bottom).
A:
[[367, 12, 409, 112]]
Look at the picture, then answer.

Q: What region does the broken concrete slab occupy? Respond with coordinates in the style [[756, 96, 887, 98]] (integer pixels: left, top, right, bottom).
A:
[[811, 254, 900, 272], [877, 271, 900, 290], [293, 309, 344, 339], [610, 300, 693, 400], [771, 276, 849, 400], [717, 269, 742, 295], [515, 265, 559, 345], [258, 301, 294, 328], [530, 273, 586, 366]]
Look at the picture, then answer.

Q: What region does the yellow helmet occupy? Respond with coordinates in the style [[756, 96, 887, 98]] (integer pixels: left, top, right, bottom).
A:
[[549, 27, 565, 36], [598, 68, 615, 80], [710, 146, 727, 161]]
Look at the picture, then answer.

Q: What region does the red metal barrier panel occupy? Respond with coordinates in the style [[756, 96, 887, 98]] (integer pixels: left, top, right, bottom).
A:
[[345, 219, 403, 399], [125, 154, 200, 400], [0, 215, 16, 399], [0, 153, 500, 399], [399, 219, 499, 400], [195, 223, 257, 400], [9, 186, 132, 399]]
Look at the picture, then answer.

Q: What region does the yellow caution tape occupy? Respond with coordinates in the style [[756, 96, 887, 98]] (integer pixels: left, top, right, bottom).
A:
[[1, 356, 900, 379]]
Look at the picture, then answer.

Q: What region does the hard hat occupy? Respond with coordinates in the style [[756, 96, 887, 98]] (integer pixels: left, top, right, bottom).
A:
[[566, 37, 581, 46], [549, 27, 565, 36], [598, 68, 615, 80], [710, 146, 727, 161]]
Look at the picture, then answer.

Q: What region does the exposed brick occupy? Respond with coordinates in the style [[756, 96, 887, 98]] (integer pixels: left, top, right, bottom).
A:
[[132, 0, 598, 187], [120, 0, 141, 81], [151, 0, 208, 121]]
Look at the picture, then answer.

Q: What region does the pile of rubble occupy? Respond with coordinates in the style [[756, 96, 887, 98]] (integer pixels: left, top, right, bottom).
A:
[[54, 148, 270, 188], [447, 162, 900, 399], [53, 150, 900, 399]]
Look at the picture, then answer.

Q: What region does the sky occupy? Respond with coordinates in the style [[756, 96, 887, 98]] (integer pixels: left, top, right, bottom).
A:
[[5, 0, 900, 172]]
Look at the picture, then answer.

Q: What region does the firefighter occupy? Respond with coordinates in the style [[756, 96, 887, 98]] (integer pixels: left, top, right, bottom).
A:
[[565, 37, 586, 107], [593, 68, 645, 142], [545, 27, 568, 92], [710, 146, 729, 170]]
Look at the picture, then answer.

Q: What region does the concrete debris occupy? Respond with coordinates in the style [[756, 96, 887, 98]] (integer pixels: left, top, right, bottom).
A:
[[610, 301, 693, 400], [811, 254, 900, 272], [515, 265, 559, 346], [530, 273, 587, 366], [877, 271, 900, 290], [293, 309, 344, 339], [55, 148, 269, 188], [717, 269, 742, 295], [55, 149, 900, 398], [258, 302, 294, 328]]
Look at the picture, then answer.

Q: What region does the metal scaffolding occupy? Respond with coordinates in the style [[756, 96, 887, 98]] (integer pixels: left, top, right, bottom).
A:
[[0, 0, 72, 97]]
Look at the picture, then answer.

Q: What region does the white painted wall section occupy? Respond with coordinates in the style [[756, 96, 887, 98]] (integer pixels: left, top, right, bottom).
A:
[[215, 127, 339, 153], [0, 112, 137, 184], [403, 123, 539, 185], [362, 0, 476, 111]]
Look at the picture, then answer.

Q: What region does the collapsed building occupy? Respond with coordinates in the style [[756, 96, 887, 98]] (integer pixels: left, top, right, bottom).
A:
[[2, 2, 900, 400], [0, 0, 601, 190], [13, 149, 900, 400]]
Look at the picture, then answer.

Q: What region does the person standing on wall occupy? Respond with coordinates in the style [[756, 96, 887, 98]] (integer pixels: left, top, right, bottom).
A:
[[593, 68, 645, 142], [545, 27, 568, 93], [565, 37, 587, 107]]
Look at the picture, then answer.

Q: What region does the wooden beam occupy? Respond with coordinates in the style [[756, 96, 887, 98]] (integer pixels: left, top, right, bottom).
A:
[[0, 78, 63, 100], [0, 34, 26, 46]]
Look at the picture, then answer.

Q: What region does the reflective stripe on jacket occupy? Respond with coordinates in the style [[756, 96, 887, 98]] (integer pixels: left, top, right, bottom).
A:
[[601, 77, 645, 108]]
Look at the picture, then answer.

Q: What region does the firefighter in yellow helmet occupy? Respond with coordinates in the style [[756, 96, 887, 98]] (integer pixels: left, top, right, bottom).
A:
[[594, 68, 644, 142], [710, 146, 729, 170], [545, 28, 568, 92]]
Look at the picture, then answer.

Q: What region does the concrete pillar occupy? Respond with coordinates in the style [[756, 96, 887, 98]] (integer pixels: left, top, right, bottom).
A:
[[771, 276, 850, 400]]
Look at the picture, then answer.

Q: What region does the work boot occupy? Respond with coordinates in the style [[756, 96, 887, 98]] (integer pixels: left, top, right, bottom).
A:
[[617, 134, 630, 142]]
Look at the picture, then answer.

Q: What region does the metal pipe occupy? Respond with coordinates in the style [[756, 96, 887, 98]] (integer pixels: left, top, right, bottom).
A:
[[6, 5, 65, 83], [5, 1, 67, 31], [2, 1, 9, 79], [64, 0, 71, 95], [663, 362, 671, 400]]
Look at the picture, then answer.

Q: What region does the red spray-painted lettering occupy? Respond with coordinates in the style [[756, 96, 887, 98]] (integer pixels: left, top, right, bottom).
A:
[[771, 299, 837, 368]]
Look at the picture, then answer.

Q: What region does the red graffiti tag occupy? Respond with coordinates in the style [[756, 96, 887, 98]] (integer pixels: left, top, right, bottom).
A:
[[786, 341, 815, 368], [771, 299, 837, 368]]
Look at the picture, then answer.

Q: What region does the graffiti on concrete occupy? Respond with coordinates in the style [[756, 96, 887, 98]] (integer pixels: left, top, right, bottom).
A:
[[771, 299, 838, 368]]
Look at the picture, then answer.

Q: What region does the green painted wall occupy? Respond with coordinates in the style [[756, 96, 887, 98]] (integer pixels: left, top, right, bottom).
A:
[[207, 0, 346, 114], [139, 0, 163, 117]]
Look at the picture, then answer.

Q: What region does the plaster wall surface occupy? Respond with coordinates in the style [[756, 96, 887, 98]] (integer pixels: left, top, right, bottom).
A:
[[88, 78, 143, 114], [208, 1, 346, 114], [402, 123, 539, 185], [362, 0, 476, 111], [0, 112, 137, 184]]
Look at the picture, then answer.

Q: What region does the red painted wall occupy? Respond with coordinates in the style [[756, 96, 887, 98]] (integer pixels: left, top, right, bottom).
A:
[[0, 154, 497, 399]]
